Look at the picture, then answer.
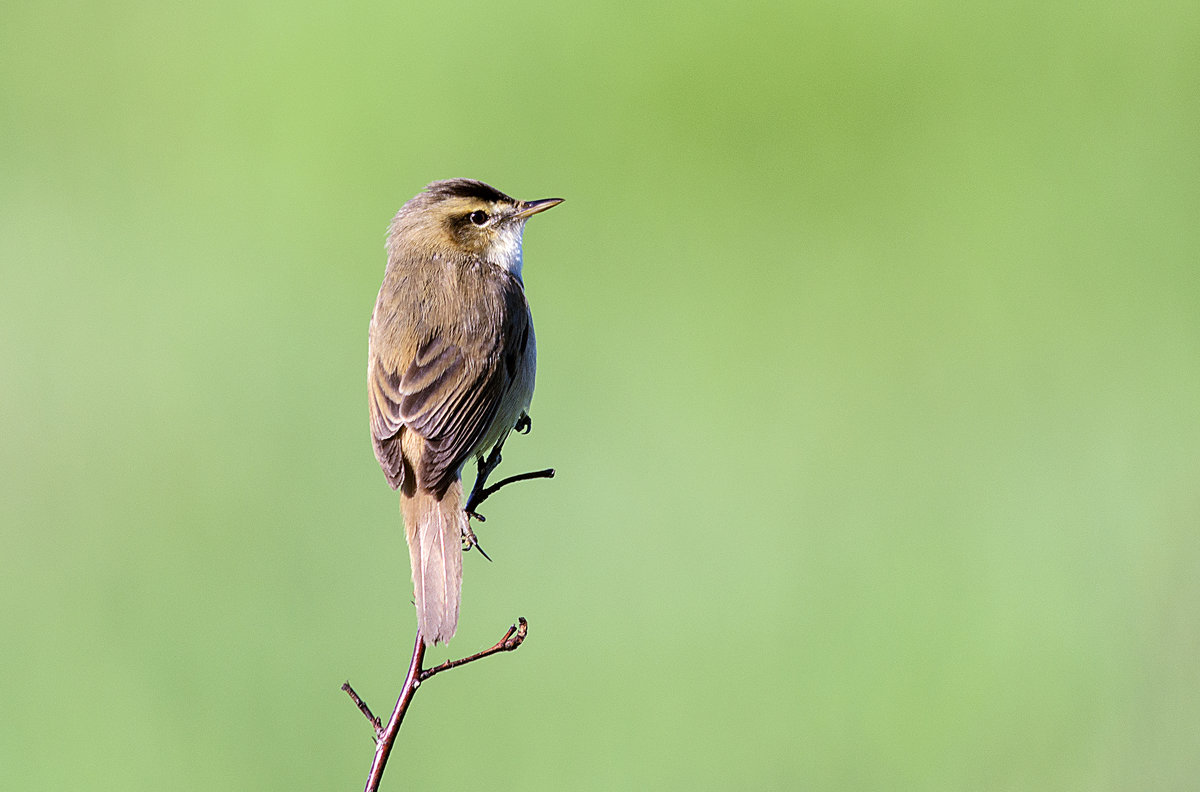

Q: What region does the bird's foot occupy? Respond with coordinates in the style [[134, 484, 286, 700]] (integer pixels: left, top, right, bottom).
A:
[[461, 518, 492, 562]]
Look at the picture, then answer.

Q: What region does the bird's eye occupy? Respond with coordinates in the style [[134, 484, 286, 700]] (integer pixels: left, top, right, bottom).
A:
[[469, 210, 489, 226]]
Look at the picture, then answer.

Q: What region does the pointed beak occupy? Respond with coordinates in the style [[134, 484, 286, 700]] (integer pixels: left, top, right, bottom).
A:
[[513, 197, 564, 219]]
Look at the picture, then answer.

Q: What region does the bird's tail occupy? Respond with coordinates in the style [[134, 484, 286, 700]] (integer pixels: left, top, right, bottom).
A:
[[400, 481, 465, 645]]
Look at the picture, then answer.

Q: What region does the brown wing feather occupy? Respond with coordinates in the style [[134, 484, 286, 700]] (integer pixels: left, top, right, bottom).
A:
[[369, 363, 407, 490], [369, 333, 505, 498]]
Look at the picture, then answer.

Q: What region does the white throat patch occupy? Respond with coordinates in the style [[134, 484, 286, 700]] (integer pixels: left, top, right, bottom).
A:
[[491, 222, 526, 280]]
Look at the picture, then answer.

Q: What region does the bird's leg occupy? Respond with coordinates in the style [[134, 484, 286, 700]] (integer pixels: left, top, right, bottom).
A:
[[465, 463, 556, 527], [461, 416, 555, 557], [460, 522, 492, 562], [514, 412, 531, 434], [461, 440, 505, 560], [465, 440, 506, 523]]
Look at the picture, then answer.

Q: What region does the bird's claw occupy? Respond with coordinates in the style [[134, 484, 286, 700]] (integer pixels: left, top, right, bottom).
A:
[[462, 517, 493, 562]]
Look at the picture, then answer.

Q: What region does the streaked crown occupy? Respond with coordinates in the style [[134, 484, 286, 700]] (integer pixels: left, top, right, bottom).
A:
[[388, 179, 563, 277]]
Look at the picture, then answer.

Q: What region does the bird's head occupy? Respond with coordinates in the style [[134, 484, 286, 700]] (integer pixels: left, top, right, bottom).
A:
[[388, 179, 563, 279]]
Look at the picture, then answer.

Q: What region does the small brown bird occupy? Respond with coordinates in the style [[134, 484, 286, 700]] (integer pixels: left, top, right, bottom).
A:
[[368, 179, 562, 646]]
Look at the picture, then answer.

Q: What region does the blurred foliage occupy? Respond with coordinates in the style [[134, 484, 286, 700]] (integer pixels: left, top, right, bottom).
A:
[[2, 1, 1198, 789]]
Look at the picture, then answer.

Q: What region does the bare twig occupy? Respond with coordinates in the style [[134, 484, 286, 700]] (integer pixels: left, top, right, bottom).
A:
[[360, 635, 425, 792], [347, 619, 529, 792], [466, 467, 556, 522], [461, 466, 554, 560], [461, 440, 554, 561], [348, 415, 549, 789], [341, 681, 382, 735], [463, 425, 556, 525], [419, 617, 528, 681]]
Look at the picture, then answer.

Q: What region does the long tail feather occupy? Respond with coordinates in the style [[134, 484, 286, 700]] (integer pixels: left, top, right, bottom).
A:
[[400, 481, 465, 645]]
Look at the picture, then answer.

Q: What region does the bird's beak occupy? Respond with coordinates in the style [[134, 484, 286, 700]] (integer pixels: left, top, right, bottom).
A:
[[513, 197, 564, 219]]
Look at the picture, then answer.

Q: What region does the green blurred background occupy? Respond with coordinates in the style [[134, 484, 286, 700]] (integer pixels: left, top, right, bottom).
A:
[[2, 1, 1198, 789]]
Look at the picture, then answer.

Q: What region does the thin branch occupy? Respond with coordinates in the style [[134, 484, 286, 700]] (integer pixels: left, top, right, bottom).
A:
[[419, 617, 528, 681], [346, 619, 529, 792], [463, 424, 556, 524], [361, 635, 425, 792], [460, 433, 554, 562], [347, 415, 549, 789], [466, 468, 556, 522], [461, 466, 554, 561], [341, 681, 382, 735], [464, 442, 505, 521]]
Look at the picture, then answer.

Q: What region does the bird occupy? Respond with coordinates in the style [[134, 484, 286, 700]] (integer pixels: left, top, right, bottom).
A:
[[368, 179, 562, 646]]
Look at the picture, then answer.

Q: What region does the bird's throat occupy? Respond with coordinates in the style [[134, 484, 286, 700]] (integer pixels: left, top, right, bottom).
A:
[[490, 223, 526, 281]]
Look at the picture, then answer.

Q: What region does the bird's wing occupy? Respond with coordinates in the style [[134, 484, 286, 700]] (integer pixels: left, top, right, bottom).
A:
[[369, 332, 505, 497]]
